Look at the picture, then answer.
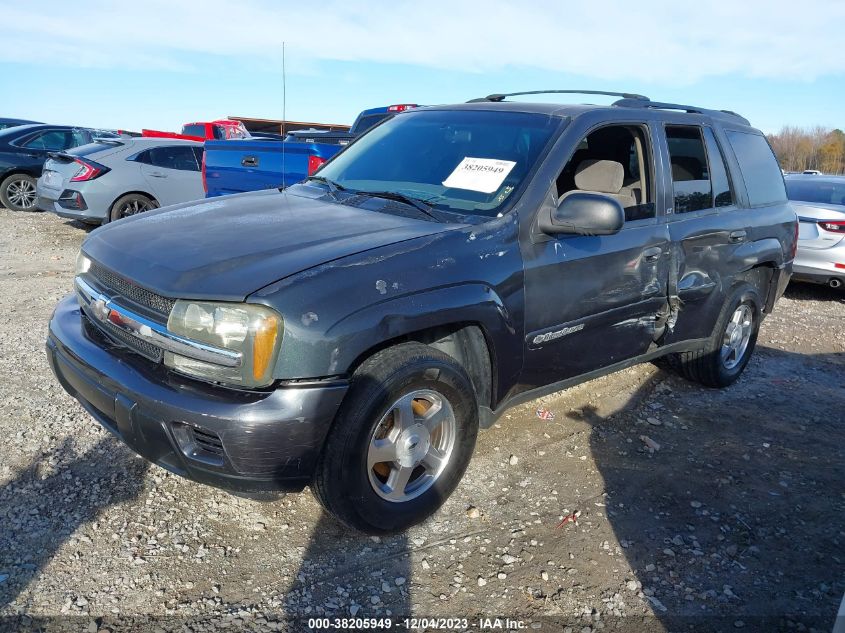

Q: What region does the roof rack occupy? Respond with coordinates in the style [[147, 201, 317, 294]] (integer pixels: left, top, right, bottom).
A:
[[467, 90, 650, 103], [612, 98, 750, 125]]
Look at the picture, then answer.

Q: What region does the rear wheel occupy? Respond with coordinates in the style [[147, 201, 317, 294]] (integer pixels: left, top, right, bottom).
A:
[[667, 282, 762, 388], [109, 193, 158, 222], [312, 342, 479, 533], [1, 174, 38, 212]]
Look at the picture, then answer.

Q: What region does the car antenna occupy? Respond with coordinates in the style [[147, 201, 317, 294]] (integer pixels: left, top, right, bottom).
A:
[[281, 41, 287, 195]]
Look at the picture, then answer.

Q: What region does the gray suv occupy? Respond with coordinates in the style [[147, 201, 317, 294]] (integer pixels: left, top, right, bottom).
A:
[[47, 90, 797, 533]]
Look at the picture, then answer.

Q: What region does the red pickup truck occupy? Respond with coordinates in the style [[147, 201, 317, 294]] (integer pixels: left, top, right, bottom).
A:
[[142, 120, 249, 142]]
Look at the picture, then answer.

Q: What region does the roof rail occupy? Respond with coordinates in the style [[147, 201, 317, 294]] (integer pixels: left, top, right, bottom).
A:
[[467, 90, 650, 103], [612, 98, 750, 125]]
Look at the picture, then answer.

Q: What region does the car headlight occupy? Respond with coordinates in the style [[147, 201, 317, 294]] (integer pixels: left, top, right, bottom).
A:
[[76, 252, 91, 276], [165, 300, 282, 388]]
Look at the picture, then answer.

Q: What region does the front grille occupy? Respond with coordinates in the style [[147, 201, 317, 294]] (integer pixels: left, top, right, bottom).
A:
[[191, 427, 224, 456], [88, 261, 176, 318], [98, 316, 163, 363]]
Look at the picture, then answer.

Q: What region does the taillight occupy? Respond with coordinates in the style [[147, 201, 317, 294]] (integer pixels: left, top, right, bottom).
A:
[[69, 158, 109, 182], [791, 220, 799, 259], [201, 150, 207, 194], [819, 220, 845, 234], [308, 155, 327, 176], [387, 104, 418, 112]]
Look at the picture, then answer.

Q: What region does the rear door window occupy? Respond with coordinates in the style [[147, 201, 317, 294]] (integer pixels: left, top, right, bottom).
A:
[[725, 131, 787, 206], [702, 128, 734, 208], [666, 126, 712, 213], [148, 146, 200, 171]]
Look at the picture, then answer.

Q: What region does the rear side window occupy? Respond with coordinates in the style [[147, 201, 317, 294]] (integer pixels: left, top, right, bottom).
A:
[[666, 126, 712, 213], [725, 131, 786, 206], [148, 146, 200, 171], [23, 130, 79, 151]]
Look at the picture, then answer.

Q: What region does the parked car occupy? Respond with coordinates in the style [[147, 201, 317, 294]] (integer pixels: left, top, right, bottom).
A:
[[202, 105, 418, 197], [36, 138, 204, 224], [202, 137, 341, 197], [0, 124, 112, 211], [786, 174, 845, 288], [283, 104, 419, 146], [47, 90, 796, 533], [142, 120, 250, 143], [0, 117, 42, 131], [802, 169, 823, 175]]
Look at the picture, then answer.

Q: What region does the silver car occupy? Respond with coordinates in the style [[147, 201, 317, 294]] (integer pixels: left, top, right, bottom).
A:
[[786, 174, 845, 289], [36, 137, 204, 224]]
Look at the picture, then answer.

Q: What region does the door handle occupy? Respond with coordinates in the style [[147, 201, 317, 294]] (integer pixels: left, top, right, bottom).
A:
[[241, 156, 258, 167], [729, 230, 747, 243], [148, 171, 166, 178], [643, 247, 662, 262]]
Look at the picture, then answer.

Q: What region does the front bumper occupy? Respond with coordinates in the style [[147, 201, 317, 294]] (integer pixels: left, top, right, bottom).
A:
[[47, 294, 348, 493]]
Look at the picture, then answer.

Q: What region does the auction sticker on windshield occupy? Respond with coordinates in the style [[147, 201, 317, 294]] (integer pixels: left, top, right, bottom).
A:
[[442, 157, 516, 194]]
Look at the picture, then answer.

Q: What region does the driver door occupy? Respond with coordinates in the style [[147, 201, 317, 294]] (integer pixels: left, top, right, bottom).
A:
[[518, 122, 671, 392]]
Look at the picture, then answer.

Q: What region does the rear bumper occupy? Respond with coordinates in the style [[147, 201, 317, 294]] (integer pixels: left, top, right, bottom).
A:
[[36, 181, 107, 222], [47, 294, 348, 493], [793, 245, 845, 284]]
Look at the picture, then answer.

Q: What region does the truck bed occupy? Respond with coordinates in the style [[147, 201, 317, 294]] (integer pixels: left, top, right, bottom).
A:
[[203, 139, 342, 197]]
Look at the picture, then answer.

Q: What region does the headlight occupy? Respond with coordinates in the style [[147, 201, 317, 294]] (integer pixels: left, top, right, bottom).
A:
[[165, 300, 282, 388], [76, 252, 91, 275]]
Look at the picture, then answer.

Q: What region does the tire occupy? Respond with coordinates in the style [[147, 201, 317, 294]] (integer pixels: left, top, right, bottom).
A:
[[667, 282, 763, 388], [109, 193, 158, 222], [313, 342, 479, 534], [0, 174, 38, 212]]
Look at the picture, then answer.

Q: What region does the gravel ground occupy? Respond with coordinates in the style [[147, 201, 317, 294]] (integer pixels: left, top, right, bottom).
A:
[[1, 208, 843, 633]]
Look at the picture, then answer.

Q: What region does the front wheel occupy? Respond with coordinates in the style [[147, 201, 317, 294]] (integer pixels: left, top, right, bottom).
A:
[[1, 174, 38, 212], [312, 342, 479, 533], [667, 282, 763, 388]]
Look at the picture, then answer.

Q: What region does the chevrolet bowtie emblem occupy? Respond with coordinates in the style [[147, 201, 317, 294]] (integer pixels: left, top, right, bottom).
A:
[[91, 298, 110, 322]]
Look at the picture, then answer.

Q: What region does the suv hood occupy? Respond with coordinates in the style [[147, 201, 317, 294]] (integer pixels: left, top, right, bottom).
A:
[[83, 188, 455, 301]]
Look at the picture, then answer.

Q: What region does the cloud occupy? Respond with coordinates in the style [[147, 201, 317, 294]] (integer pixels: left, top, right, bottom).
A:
[[3, 0, 844, 82]]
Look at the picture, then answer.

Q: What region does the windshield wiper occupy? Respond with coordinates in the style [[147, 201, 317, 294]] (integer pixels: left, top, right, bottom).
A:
[[303, 175, 346, 198], [355, 190, 440, 221]]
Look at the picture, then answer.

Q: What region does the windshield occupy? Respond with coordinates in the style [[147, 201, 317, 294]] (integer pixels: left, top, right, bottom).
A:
[[786, 179, 845, 205], [317, 110, 561, 217]]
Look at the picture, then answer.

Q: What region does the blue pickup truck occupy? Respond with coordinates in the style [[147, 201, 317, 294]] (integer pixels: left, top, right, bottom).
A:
[[202, 104, 418, 198]]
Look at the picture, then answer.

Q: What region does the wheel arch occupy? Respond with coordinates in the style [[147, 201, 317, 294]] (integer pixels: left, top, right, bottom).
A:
[[311, 281, 522, 412], [346, 322, 495, 411]]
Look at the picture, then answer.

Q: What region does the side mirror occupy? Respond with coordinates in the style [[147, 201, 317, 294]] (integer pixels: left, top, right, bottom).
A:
[[539, 191, 625, 236]]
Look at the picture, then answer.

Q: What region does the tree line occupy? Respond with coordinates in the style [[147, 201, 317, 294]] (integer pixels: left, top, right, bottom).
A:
[[767, 126, 845, 175]]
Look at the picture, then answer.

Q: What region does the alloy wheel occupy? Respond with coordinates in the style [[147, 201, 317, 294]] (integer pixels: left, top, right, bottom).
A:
[[119, 198, 151, 217], [367, 389, 457, 503], [720, 303, 753, 370], [7, 178, 37, 209]]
